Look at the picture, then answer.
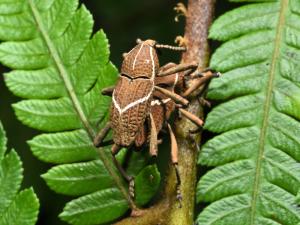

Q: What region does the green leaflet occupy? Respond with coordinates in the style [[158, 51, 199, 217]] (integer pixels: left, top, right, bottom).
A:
[[28, 129, 97, 163], [0, 189, 40, 225], [0, 150, 22, 214], [42, 159, 115, 196], [0, 0, 160, 224], [197, 0, 300, 224], [0, 120, 6, 160], [0, 122, 39, 225], [135, 165, 161, 206], [59, 188, 128, 225]]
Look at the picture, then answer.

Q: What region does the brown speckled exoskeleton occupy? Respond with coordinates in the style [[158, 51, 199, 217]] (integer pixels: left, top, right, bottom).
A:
[[94, 39, 219, 203]]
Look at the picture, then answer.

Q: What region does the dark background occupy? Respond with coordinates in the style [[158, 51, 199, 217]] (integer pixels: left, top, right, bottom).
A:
[[0, 1, 241, 224]]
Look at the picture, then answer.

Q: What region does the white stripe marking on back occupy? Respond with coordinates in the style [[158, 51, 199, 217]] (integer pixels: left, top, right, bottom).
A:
[[151, 98, 171, 106], [132, 43, 144, 70], [112, 85, 154, 115], [149, 46, 155, 80]]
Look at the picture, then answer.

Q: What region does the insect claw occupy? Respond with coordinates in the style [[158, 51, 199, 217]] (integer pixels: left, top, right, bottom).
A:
[[213, 71, 222, 78], [183, 68, 221, 97], [176, 190, 183, 208], [175, 35, 188, 48], [201, 68, 221, 78], [199, 98, 211, 108], [173, 163, 182, 207], [129, 177, 135, 199], [174, 3, 187, 22]]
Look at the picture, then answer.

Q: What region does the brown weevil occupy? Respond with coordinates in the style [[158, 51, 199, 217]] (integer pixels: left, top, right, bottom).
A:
[[94, 39, 220, 206]]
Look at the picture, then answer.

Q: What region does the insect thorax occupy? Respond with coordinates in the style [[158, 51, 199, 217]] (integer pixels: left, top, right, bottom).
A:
[[121, 41, 159, 79]]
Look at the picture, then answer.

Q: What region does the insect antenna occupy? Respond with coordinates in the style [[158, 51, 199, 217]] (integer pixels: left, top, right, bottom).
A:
[[155, 43, 186, 51]]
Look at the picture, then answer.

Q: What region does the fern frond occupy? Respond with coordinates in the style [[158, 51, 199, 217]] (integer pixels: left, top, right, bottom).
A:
[[41, 160, 114, 196], [197, 0, 300, 224], [0, 122, 39, 225], [0, 1, 159, 224]]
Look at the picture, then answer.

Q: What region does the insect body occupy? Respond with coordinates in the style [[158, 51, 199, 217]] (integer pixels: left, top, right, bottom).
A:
[[103, 40, 191, 154], [110, 40, 158, 150], [94, 39, 219, 206]]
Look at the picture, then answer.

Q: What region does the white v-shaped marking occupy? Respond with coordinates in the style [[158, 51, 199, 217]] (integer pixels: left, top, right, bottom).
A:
[[112, 85, 154, 115]]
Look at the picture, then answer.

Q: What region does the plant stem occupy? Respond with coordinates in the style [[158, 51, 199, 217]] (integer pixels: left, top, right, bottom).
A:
[[168, 0, 216, 224]]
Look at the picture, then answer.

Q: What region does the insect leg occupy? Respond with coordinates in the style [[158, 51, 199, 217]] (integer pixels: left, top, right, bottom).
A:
[[199, 97, 211, 108], [178, 108, 204, 127], [167, 123, 178, 164], [167, 123, 182, 207], [149, 113, 158, 157], [183, 70, 221, 97], [101, 86, 115, 96], [96, 139, 114, 147], [94, 127, 136, 199], [157, 62, 198, 77], [111, 144, 135, 199], [93, 122, 111, 147], [155, 73, 181, 87], [158, 62, 177, 72], [111, 145, 130, 181], [155, 86, 189, 106]]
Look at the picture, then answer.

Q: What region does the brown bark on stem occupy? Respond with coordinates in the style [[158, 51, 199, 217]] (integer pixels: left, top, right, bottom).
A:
[[114, 0, 215, 224], [168, 0, 215, 224]]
